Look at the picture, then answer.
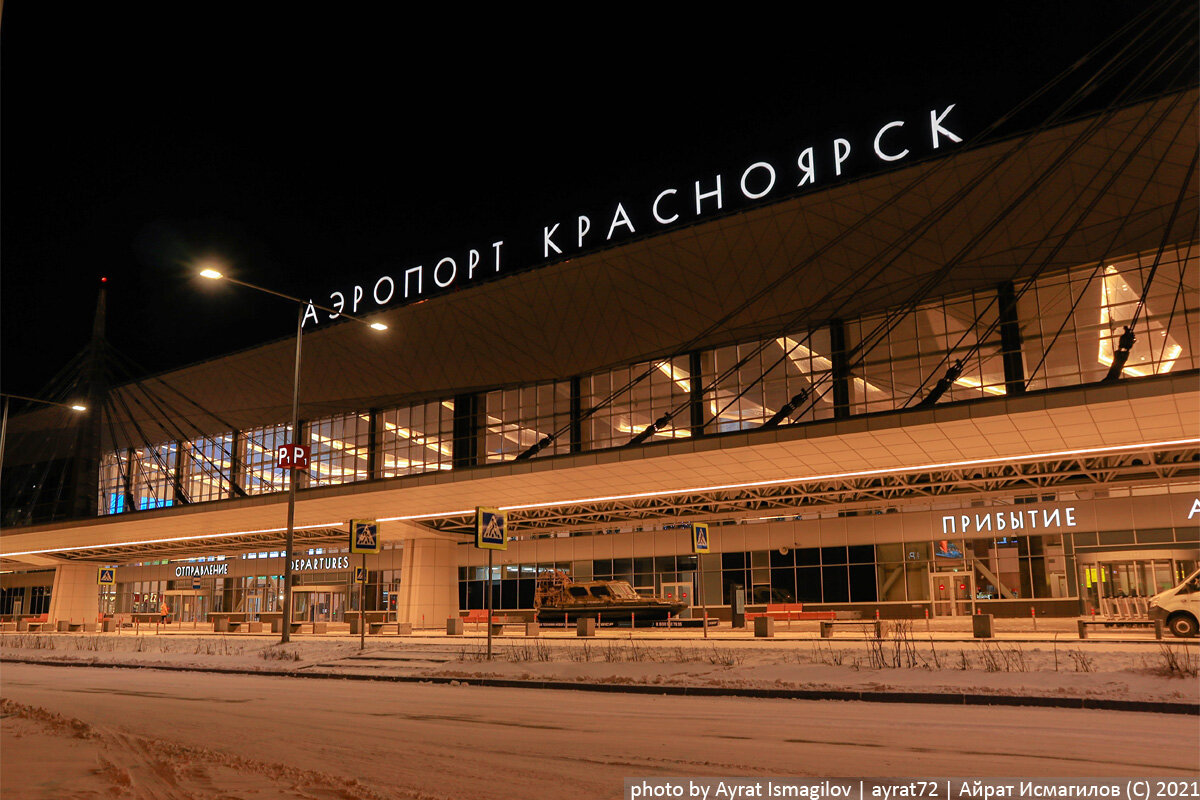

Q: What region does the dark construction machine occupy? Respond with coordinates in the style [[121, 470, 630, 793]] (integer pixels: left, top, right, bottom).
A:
[[533, 569, 686, 624]]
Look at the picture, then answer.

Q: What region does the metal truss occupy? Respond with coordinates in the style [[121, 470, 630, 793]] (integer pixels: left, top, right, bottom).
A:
[[30, 443, 1198, 565], [50, 526, 348, 564], [424, 444, 1200, 536]]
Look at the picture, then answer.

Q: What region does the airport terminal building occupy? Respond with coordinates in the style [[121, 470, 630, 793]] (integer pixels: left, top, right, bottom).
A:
[[2, 88, 1197, 629]]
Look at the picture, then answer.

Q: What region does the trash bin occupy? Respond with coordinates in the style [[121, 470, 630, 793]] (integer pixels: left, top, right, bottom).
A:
[[754, 616, 775, 638], [447, 617, 464, 635], [577, 617, 596, 637], [972, 613, 994, 638]]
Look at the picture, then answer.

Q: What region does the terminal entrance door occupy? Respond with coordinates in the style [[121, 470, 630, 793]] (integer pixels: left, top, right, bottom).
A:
[[165, 591, 207, 623], [292, 586, 345, 622], [1080, 556, 1197, 618], [660, 580, 694, 619], [930, 573, 973, 617], [243, 590, 264, 620]]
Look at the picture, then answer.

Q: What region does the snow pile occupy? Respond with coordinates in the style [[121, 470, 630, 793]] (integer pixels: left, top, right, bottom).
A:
[[2, 631, 1195, 704]]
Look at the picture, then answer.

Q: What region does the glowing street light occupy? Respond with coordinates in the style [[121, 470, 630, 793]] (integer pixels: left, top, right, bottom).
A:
[[198, 266, 387, 643], [0, 393, 88, 495]]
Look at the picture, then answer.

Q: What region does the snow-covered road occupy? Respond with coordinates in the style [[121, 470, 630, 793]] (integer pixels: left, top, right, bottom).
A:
[[2, 662, 1196, 799]]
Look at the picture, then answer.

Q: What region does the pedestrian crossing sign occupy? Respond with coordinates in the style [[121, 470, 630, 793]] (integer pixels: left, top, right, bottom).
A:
[[98, 567, 115, 585], [349, 519, 381, 554], [691, 522, 710, 554], [354, 566, 366, 584], [475, 507, 507, 550]]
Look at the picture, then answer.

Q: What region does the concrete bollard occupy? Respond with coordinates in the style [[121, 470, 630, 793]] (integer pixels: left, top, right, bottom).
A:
[[446, 617, 464, 636], [972, 613, 994, 639], [1077, 619, 1089, 639], [754, 616, 775, 638], [577, 617, 596, 637], [525, 622, 540, 637], [397, 622, 413, 635]]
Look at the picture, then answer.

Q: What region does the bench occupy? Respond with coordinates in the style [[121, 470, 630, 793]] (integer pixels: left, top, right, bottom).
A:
[[462, 610, 522, 635], [367, 622, 414, 635], [55, 621, 98, 632], [1077, 619, 1162, 639], [212, 618, 265, 633], [348, 612, 391, 635], [746, 603, 837, 625], [820, 619, 882, 638]]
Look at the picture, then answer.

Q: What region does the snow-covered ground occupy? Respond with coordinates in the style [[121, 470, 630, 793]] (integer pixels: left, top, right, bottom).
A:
[[2, 660, 1197, 800], [2, 626, 1196, 704]]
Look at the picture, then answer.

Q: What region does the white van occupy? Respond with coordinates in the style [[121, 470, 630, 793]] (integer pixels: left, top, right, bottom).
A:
[[1148, 568, 1200, 638]]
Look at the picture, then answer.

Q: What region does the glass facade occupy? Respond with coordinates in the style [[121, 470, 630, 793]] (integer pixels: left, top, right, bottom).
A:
[[243, 423, 292, 495], [849, 288, 1006, 414], [457, 527, 1195, 613], [96, 247, 1199, 516], [485, 381, 571, 462], [309, 413, 371, 487], [378, 400, 454, 477], [582, 356, 692, 449], [702, 328, 835, 432], [1021, 246, 1198, 390], [181, 434, 232, 503]]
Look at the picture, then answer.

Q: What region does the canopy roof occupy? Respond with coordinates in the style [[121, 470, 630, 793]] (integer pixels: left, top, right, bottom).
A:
[[7, 90, 1198, 453]]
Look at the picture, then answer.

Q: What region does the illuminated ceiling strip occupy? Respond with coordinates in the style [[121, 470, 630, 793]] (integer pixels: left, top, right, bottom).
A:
[[381, 437, 1200, 522], [2, 521, 347, 558], [5, 437, 1196, 558]]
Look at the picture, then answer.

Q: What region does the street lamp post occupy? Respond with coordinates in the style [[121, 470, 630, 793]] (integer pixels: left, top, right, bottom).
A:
[[199, 268, 386, 644], [0, 392, 88, 492]]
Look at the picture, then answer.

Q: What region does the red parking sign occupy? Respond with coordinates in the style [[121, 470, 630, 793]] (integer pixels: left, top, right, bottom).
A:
[[277, 444, 310, 469]]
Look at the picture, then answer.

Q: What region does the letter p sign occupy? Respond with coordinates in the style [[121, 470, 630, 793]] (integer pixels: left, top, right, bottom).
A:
[[277, 444, 310, 470]]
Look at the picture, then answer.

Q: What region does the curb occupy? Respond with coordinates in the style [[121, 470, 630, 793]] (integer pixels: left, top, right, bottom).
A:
[[3, 656, 1196, 716]]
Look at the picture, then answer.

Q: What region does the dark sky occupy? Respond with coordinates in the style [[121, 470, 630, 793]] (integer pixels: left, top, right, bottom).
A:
[[0, 3, 1169, 401]]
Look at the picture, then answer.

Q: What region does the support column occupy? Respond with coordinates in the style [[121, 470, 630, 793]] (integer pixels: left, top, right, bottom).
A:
[[829, 319, 851, 419], [997, 281, 1026, 395], [229, 429, 245, 498], [569, 377, 583, 454], [397, 532, 458, 627], [47, 564, 99, 625], [367, 408, 381, 479], [171, 440, 187, 505], [452, 393, 480, 468], [122, 447, 137, 513], [689, 350, 705, 436]]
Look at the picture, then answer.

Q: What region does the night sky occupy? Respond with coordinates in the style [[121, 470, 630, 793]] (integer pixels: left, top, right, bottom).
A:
[[0, 3, 1168, 403]]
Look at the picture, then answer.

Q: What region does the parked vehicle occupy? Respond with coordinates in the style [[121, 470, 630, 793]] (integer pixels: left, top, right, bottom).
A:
[[533, 569, 685, 623], [1148, 568, 1200, 638]]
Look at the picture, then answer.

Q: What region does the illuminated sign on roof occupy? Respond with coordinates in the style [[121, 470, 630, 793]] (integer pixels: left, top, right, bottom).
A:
[[304, 105, 962, 328]]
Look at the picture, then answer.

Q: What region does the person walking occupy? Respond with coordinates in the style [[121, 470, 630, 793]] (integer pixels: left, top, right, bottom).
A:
[[159, 600, 169, 625]]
